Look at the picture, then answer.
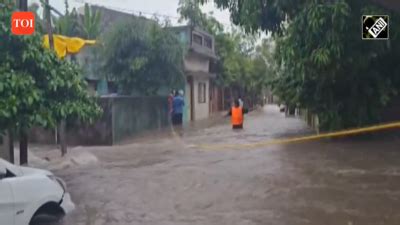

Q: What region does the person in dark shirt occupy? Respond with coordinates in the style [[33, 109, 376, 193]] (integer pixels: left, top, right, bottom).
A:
[[172, 90, 185, 126]]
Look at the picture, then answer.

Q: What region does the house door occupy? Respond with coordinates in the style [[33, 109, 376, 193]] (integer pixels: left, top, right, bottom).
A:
[[209, 82, 212, 114], [189, 76, 195, 121], [186, 76, 195, 121]]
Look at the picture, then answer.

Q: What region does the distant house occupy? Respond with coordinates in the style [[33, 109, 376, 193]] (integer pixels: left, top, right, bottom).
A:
[[76, 5, 149, 96], [75, 6, 224, 121], [170, 25, 221, 122]]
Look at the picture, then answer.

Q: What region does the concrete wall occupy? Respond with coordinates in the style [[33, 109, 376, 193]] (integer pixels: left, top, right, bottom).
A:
[[67, 99, 114, 145], [111, 97, 170, 143], [30, 99, 113, 146], [184, 81, 192, 123], [193, 78, 210, 120], [184, 54, 210, 72], [299, 109, 319, 133], [30, 96, 170, 146]]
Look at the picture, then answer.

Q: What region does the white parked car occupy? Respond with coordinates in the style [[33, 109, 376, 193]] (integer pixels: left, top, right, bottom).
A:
[[0, 158, 74, 225]]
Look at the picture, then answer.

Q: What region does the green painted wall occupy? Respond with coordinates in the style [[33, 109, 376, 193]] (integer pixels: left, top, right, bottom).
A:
[[29, 97, 171, 146], [111, 96, 170, 143]]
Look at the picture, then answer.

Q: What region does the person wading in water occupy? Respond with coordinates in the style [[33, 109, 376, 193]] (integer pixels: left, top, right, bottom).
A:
[[227, 99, 249, 129], [172, 90, 185, 126]]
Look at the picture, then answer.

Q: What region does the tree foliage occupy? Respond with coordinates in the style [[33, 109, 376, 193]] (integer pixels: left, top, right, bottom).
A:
[[102, 18, 185, 95], [28, 2, 46, 34], [207, 0, 400, 130], [178, 0, 224, 34], [54, 1, 79, 36], [178, 0, 271, 104], [0, 1, 101, 133], [178, 0, 205, 27], [198, 0, 294, 34], [78, 3, 102, 39], [53, 1, 101, 39]]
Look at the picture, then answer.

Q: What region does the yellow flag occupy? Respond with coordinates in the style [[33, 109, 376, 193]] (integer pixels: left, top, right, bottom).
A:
[[43, 35, 97, 58]]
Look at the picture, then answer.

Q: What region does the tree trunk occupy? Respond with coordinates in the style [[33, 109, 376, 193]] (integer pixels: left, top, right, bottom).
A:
[[19, 128, 28, 165], [43, 0, 67, 157], [18, 0, 28, 10], [18, 0, 29, 167], [8, 130, 14, 164], [59, 120, 67, 156]]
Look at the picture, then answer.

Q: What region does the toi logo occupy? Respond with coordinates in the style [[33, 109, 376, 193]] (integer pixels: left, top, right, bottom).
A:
[[12, 12, 35, 35]]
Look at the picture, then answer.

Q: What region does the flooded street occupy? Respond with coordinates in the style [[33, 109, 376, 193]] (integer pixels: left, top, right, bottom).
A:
[[55, 105, 400, 225]]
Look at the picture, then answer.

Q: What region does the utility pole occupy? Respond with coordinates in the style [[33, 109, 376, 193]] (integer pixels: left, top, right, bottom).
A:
[[43, 0, 67, 156], [8, 131, 14, 164], [18, 0, 29, 165], [44, 0, 54, 48], [18, 0, 28, 11]]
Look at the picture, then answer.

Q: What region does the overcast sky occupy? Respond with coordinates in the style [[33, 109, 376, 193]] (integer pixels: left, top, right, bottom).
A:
[[31, 0, 232, 26]]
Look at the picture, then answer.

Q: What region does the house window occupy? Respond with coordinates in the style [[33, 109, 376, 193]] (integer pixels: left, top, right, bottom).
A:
[[193, 33, 203, 46], [204, 36, 213, 49], [198, 82, 206, 103]]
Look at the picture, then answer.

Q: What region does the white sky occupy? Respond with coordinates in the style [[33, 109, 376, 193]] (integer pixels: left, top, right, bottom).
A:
[[31, 0, 232, 27]]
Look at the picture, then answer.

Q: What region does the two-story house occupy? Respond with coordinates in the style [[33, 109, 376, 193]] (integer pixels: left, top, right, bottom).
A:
[[76, 5, 148, 96], [171, 26, 218, 122], [76, 6, 222, 121]]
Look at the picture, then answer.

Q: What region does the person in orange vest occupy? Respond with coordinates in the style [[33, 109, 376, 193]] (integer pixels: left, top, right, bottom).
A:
[[227, 99, 249, 129]]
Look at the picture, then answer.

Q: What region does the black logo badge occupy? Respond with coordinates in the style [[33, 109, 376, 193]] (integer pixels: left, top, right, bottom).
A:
[[362, 15, 389, 40]]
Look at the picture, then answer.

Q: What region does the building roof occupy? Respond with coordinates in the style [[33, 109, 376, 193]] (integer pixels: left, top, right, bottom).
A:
[[78, 4, 137, 18], [77, 4, 153, 34], [169, 25, 191, 31]]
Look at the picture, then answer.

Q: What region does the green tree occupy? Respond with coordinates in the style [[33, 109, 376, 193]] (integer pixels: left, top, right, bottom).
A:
[[206, 0, 400, 130], [178, 0, 223, 34], [0, 1, 101, 163], [178, 0, 206, 27], [55, 0, 79, 36], [78, 3, 102, 39], [178, 0, 270, 106], [28, 2, 46, 34], [198, 0, 297, 34], [102, 18, 185, 95]]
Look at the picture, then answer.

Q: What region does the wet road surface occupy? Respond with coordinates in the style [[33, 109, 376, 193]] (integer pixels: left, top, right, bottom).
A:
[[52, 105, 400, 225]]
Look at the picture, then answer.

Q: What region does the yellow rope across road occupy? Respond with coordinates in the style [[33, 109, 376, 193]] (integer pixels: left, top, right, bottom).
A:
[[199, 121, 400, 151]]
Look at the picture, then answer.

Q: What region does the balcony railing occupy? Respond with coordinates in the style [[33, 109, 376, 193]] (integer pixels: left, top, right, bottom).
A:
[[190, 30, 216, 59]]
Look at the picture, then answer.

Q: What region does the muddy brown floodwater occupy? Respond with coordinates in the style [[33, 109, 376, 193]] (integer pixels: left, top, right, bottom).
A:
[[51, 105, 400, 225]]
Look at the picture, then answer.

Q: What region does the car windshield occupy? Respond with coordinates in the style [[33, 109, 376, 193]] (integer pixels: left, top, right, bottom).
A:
[[1, 0, 399, 224]]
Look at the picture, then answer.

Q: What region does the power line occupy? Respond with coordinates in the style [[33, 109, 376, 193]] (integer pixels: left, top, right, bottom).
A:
[[72, 0, 233, 27]]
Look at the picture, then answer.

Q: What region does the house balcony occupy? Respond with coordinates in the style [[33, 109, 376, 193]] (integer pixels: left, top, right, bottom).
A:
[[189, 28, 218, 60]]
